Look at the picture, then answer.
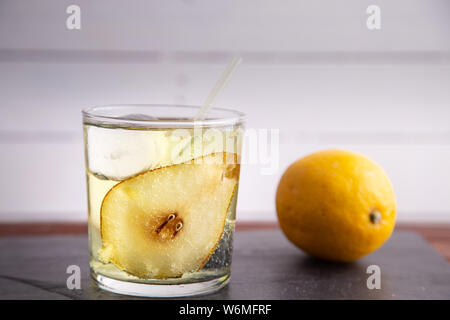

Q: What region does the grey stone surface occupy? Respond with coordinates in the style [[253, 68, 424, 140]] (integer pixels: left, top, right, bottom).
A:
[[0, 230, 449, 300]]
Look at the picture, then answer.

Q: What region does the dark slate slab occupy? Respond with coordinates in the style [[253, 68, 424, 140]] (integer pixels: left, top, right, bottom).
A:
[[0, 230, 448, 299]]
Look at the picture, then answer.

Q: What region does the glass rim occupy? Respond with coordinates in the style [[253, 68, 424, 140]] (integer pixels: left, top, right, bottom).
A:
[[82, 104, 245, 127]]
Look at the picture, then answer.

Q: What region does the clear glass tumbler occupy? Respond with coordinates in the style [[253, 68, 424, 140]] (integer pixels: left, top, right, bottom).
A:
[[82, 105, 244, 297]]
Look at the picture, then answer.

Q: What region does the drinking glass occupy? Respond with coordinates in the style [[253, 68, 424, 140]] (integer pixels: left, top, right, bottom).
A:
[[82, 105, 244, 297]]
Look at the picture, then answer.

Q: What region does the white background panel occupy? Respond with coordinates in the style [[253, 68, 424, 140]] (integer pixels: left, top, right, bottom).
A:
[[0, 1, 449, 222]]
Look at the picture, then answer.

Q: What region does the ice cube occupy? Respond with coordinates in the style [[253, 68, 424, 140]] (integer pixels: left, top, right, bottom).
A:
[[122, 113, 159, 121], [86, 125, 168, 180]]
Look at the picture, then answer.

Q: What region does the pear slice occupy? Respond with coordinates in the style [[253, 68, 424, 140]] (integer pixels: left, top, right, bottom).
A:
[[99, 152, 240, 279]]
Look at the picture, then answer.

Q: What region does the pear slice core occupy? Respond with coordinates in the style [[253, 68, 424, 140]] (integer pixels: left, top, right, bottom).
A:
[[99, 152, 239, 279]]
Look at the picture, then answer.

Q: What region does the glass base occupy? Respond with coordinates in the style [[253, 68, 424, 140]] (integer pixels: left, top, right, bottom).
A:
[[92, 272, 230, 298]]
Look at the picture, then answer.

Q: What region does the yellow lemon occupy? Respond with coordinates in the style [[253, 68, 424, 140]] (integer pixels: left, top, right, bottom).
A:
[[276, 149, 396, 262]]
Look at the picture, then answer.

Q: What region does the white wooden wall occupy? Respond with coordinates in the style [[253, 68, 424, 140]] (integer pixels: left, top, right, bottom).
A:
[[0, 0, 449, 222]]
